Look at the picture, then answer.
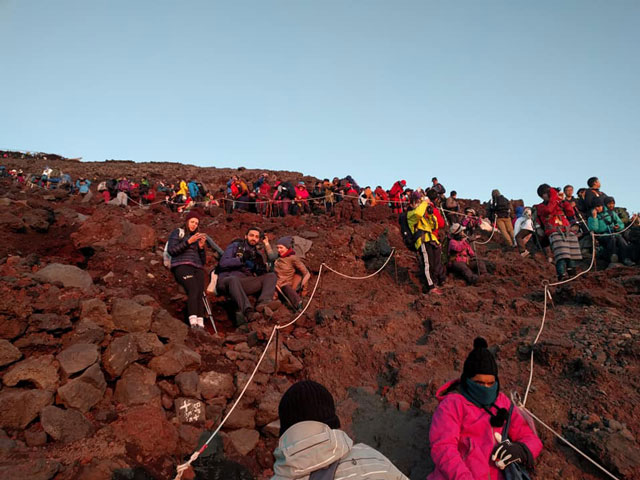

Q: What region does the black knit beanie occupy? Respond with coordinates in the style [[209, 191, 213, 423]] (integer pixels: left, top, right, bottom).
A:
[[461, 337, 498, 381], [278, 380, 341, 437]]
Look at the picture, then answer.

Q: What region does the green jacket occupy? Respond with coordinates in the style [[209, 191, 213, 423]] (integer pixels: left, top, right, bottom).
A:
[[588, 209, 624, 234]]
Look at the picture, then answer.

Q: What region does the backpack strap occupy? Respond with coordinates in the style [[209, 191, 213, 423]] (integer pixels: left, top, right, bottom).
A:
[[309, 460, 340, 480]]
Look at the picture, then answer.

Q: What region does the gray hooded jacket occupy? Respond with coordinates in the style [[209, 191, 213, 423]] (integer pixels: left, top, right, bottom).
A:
[[271, 421, 408, 480]]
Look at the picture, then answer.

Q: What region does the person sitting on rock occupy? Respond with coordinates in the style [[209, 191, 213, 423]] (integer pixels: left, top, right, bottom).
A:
[[407, 192, 445, 295], [217, 226, 279, 327], [513, 207, 535, 257], [588, 196, 634, 266], [448, 223, 485, 284], [271, 380, 408, 480], [428, 337, 542, 480], [271, 236, 310, 311], [167, 211, 208, 329], [536, 184, 582, 280], [461, 207, 482, 238]]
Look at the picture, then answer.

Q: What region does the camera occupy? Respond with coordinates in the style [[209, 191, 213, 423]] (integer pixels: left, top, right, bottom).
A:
[[426, 204, 434, 215]]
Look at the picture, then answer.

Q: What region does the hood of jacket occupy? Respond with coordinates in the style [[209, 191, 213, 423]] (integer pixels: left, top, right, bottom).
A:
[[272, 421, 353, 478]]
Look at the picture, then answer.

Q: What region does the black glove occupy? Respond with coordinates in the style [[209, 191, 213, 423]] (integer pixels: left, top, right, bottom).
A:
[[491, 437, 533, 469]]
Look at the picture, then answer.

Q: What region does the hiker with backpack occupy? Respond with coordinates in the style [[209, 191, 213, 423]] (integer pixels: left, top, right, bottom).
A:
[[217, 226, 279, 327], [536, 184, 582, 280], [488, 189, 516, 248], [271, 380, 408, 480], [405, 192, 445, 294], [428, 337, 542, 480], [166, 211, 208, 329], [389, 180, 406, 214]]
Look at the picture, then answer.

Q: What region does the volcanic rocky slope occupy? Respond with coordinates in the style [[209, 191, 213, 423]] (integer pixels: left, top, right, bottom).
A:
[[0, 154, 639, 480]]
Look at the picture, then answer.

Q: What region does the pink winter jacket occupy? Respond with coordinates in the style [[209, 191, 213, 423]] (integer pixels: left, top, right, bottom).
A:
[[428, 379, 542, 480]]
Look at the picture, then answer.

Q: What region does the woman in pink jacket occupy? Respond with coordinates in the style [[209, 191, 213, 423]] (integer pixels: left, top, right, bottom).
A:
[[428, 338, 542, 479]]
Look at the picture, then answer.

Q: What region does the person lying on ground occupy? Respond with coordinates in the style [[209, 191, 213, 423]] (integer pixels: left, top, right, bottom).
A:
[[428, 337, 542, 480], [167, 211, 207, 329], [217, 226, 279, 327], [271, 380, 408, 480]]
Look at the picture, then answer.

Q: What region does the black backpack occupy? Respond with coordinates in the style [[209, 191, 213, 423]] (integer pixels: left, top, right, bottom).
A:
[[399, 211, 422, 251]]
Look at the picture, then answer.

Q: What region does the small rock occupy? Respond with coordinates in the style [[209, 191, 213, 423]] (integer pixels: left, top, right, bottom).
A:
[[0, 458, 60, 480], [225, 407, 256, 429], [0, 388, 54, 429], [148, 343, 200, 376], [29, 313, 72, 332], [0, 339, 22, 367], [3, 354, 59, 391], [24, 424, 48, 447], [56, 343, 99, 376], [114, 363, 161, 407], [57, 363, 107, 412], [41, 405, 94, 443], [102, 334, 139, 377], [228, 429, 260, 456], [111, 298, 153, 333], [68, 319, 105, 345], [263, 420, 281, 437], [175, 371, 201, 398], [80, 298, 115, 333], [151, 308, 188, 343], [256, 389, 280, 426], [199, 371, 235, 400], [175, 397, 206, 424], [111, 405, 178, 456], [131, 331, 165, 355], [34, 263, 93, 291]]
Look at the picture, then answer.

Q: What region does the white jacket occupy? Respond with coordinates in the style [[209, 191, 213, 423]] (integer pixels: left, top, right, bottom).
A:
[[271, 421, 408, 480]]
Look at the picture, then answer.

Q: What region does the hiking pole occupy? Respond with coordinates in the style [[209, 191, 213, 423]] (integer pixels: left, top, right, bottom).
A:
[[276, 285, 297, 310]]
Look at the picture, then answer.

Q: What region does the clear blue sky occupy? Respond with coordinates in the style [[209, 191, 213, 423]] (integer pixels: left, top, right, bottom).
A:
[[1, 0, 639, 210]]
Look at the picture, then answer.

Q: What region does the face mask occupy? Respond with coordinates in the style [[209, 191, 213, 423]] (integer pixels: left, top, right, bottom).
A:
[[463, 378, 498, 406]]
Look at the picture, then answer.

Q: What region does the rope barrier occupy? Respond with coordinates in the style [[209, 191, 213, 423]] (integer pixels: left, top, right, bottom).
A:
[[173, 249, 396, 479], [509, 392, 621, 480]]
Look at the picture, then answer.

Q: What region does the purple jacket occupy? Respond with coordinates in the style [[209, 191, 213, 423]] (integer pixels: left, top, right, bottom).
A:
[[168, 228, 205, 269], [428, 379, 542, 480]]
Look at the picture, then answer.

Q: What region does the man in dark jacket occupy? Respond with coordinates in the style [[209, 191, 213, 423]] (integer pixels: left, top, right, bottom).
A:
[[584, 177, 607, 210], [488, 189, 515, 247], [217, 227, 279, 326]]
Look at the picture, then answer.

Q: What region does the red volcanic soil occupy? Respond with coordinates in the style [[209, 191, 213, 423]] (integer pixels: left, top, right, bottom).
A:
[[0, 153, 639, 479]]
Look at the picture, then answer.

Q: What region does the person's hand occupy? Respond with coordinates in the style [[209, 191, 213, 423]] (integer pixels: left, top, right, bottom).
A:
[[198, 236, 206, 248], [591, 209, 598, 219], [262, 235, 270, 246], [188, 233, 204, 244], [491, 433, 530, 470]]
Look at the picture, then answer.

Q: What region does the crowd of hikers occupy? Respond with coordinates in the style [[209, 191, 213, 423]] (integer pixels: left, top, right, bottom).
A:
[[4, 158, 639, 478]]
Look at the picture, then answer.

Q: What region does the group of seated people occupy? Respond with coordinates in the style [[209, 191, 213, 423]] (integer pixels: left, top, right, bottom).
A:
[[166, 212, 310, 329]]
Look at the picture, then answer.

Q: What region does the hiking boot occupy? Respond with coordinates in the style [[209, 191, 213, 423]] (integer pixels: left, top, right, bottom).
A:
[[234, 311, 247, 327], [520, 250, 530, 258], [623, 258, 636, 267], [429, 287, 443, 295], [256, 300, 280, 313]]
